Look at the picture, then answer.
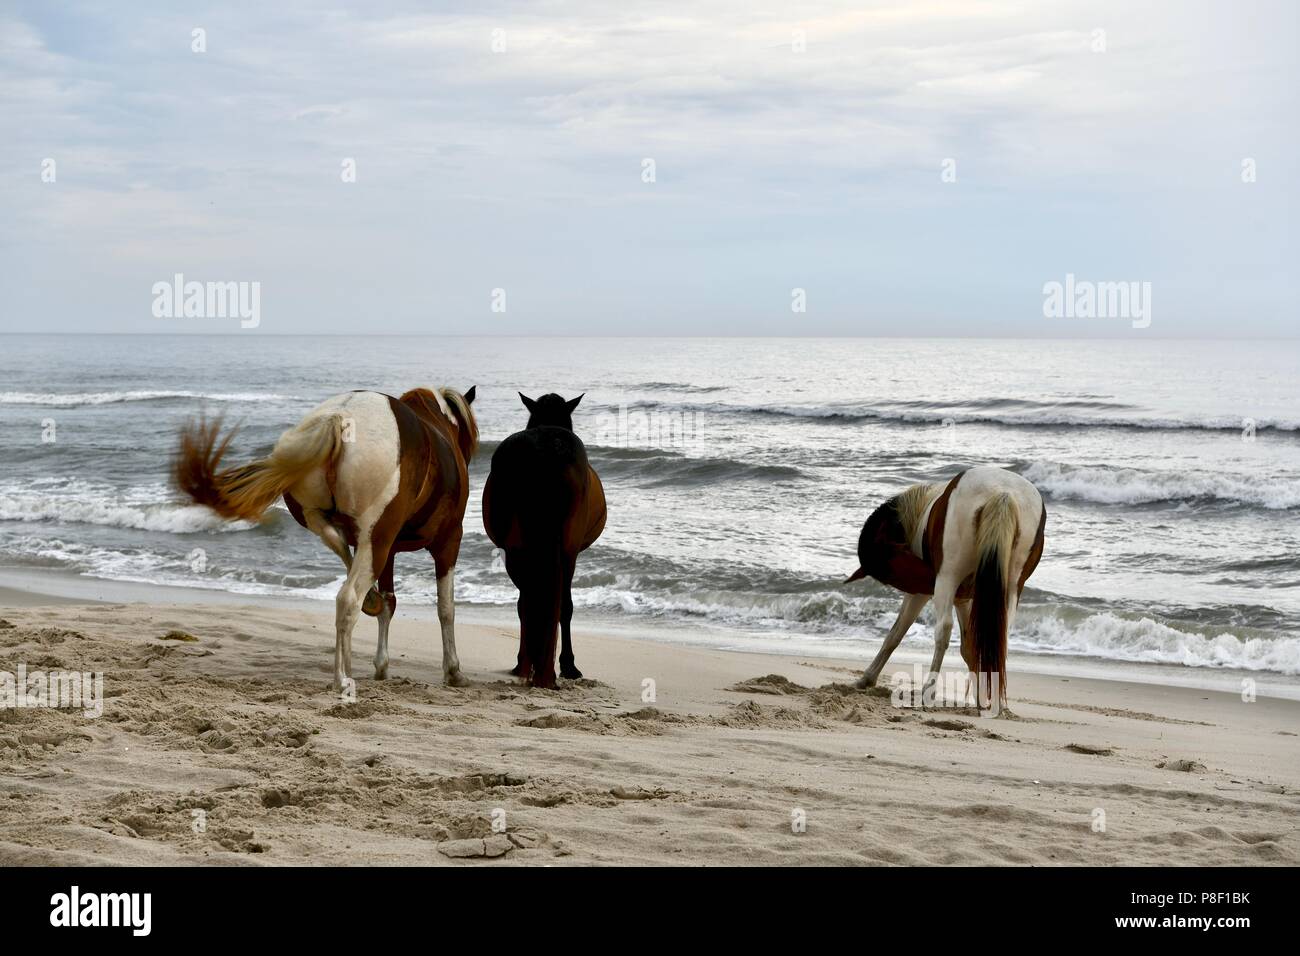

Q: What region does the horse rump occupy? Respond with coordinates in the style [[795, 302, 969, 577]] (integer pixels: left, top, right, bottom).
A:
[[967, 492, 1018, 706], [174, 412, 345, 522]]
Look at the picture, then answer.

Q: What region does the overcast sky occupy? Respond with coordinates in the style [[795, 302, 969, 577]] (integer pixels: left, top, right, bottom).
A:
[[1, 0, 1295, 336]]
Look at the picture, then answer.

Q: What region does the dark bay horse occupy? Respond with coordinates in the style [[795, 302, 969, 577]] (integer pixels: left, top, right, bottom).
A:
[[846, 466, 1045, 706], [174, 386, 478, 692], [481, 392, 606, 688]]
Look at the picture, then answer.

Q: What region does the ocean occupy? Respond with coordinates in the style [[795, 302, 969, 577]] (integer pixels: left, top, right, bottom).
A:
[[1, 334, 1297, 685]]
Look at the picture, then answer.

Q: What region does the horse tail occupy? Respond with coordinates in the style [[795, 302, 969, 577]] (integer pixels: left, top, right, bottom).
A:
[[968, 492, 1018, 705], [519, 541, 565, 687], [174, 413, 345, 522], [517, 472, 579, 688]]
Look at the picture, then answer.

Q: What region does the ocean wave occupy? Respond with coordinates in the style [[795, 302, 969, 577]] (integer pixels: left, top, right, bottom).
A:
[[577, 585, 1300, 675], [475, 442, 715, 467], [460, 566, 1300, 674], [886, 397, 1140, 413], [1012, 609, 1300, 675], [2, 535, 337, 595], [595, 453, 804, 486], [1022, 461, 1300, 510], [589, 445, 687, 461], [0, 482, 255, 533], [0, 390, 291, 407], [1215, 554, 1300, 573], [573, 582, 888, 630], [631, 382, 728, 394], [5, 527, 1298, 676], [622, 399, 1299, 434], [454, 556, 902, 630]]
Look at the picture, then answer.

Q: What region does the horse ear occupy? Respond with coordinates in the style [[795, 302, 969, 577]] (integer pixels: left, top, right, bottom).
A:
[[519, 392, 537, 413], [565, 393, 584, 413], [463, 385, 476, 405]]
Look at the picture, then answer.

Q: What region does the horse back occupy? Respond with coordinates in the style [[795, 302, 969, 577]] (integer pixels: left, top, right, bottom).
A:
[[281, 390, 400, 529], [483, 427, 603, 552], [383, 394, 469, 551], [932, 467, 1045, 596]]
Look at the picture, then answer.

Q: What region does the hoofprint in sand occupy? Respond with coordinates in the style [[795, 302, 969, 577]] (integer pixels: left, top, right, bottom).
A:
[[0, 597, 1296, 866]]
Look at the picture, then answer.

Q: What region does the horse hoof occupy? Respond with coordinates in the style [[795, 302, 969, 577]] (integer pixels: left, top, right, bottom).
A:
[[374, 663, 389, 681], [855, 675, 875, 690], [560, 665, 583, 680], [444, 670, 470, 688], [362, 589, 383, 617], [508, 663, 524, 677]]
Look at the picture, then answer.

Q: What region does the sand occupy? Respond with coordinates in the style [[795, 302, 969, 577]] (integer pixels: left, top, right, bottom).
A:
[[0, 590, 1296, 866]]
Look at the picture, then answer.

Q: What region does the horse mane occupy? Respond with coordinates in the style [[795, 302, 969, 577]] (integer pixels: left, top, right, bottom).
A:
[[893, 481, 944, 544], [438, 387, 479, 461], [398, 387, 479, 462]]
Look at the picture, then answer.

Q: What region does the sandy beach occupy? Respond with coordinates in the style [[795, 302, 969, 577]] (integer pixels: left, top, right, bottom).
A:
[[1, 585, 1295, 867]]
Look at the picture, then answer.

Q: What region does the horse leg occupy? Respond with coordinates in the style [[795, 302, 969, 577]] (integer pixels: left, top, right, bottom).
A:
[[996, 591, 1020, 704], [956, 599, 975, 704], [505, 553, 528, 678], [373, 555, 396, 680], [509, 595, 527, 677], [307, 508, 382, 616], [857, 592, 928, 688], [434, 557, 469, 687], [334, 537, 379, 694], [921, 579, 958, 707], [956, 600, 974, 666], [558, 555, 581, 679], [307, 508, 350, 565]]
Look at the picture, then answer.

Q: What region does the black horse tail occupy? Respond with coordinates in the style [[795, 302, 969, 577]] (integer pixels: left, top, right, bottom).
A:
[[518, 540, 566, 688], [968, 493, 1018, 707]]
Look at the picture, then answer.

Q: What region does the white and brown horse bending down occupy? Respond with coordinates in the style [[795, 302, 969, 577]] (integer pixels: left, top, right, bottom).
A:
[[174, 386, 478, 692], [847, 466, 1045, 706]]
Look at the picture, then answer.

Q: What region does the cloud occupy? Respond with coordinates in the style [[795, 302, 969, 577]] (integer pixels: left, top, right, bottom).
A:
[[0, 0, 1295, 335]]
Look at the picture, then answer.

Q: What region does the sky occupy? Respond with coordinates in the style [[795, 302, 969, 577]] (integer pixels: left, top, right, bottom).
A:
[[0, 0, 1296, 336]]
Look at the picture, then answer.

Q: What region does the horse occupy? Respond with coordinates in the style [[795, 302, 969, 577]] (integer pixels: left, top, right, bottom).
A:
[[845, 466, 1045, 707], [173, 386, 478, 692], [481, 392, 606, 688]]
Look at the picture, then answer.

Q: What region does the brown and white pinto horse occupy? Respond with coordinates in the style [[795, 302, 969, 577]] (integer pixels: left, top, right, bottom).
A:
[[482, 392, 606, 688], [846, 466, 1045, 706], [174, 387, 478, 692]]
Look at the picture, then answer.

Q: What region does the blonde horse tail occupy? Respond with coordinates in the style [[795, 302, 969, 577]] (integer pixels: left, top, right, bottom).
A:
[[968, 492, 1018, 705], [174, 413, 346, 522]]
